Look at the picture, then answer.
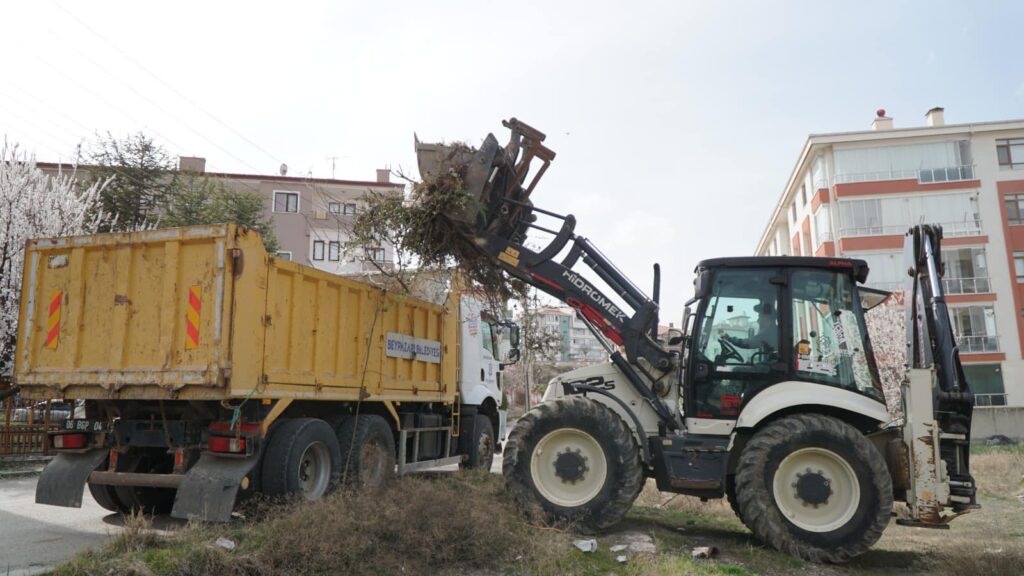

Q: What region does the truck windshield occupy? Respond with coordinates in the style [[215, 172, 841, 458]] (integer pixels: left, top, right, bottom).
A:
[[791, 269, 883, 400]]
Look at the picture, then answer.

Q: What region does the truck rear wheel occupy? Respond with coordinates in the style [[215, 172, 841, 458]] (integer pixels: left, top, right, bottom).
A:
[[337, 414, 396, 487], [460, 414, 495, 471], [503, 397, 642, 533], [113, 450, 176, 514], [734, 413, 893, 563], [261, 418, 342, 500], [88, 481, 128, 513]]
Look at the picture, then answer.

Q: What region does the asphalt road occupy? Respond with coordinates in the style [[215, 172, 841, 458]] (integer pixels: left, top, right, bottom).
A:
[[0, 446, 509, 575], [0, 475, 113, 576]]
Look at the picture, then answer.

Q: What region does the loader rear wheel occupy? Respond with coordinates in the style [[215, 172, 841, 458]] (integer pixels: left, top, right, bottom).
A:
[[735, 414, 893, 563], [503, 397, 642, 533], [261, 418, 342, 500], [337, 414, 396, 488]]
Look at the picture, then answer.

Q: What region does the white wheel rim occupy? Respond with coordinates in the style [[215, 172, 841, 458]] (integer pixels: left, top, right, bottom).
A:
[[772, 447, 860, 533], [530, 428, 608, 508]]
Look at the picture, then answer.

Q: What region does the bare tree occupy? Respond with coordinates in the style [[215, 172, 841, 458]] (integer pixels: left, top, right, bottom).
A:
[[864, 301, 906, 421]]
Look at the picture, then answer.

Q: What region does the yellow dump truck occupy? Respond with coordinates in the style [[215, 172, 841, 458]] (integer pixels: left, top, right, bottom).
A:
[[15, 224, 519, 521]]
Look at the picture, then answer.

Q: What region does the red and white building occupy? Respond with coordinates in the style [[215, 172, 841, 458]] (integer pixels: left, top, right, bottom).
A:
[[756, 108, 1024, 408]]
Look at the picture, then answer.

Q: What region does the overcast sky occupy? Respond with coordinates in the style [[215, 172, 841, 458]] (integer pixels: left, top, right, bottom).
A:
[[3, 1, 1023, 323]]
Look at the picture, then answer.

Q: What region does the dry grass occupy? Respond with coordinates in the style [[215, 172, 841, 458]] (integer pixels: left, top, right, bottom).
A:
[[52, 447, 1024, 576]]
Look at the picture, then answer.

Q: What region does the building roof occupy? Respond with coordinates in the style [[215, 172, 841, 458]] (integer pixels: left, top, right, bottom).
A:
[[34, 162, 404, 189]]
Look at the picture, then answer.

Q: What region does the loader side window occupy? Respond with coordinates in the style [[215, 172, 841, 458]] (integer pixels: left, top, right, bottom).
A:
[[791, 270, 883, 400]]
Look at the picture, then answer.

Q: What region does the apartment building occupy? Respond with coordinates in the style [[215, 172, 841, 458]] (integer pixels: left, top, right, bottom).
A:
[[179, 158, 403, 274], [755, 108, 1024, 408], [533, 306, 610, 363]]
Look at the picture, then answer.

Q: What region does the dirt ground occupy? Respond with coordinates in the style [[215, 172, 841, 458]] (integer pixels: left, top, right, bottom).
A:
[[588, 444, 1024, 576]]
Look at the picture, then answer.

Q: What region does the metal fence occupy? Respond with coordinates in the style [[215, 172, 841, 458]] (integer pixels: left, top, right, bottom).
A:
[[1, 387, 56, 457]]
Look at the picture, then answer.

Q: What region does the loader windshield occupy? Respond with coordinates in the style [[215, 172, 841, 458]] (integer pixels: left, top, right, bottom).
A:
[[790, 269, 883, 400]]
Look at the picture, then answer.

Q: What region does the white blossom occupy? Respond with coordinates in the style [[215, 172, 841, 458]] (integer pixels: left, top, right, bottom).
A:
[[0, 142, 114, 376]]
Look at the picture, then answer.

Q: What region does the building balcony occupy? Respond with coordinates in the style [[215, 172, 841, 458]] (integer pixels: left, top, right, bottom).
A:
[[975, 393, 1008, 407], [834, 165, 975, 185], [957, 335, 999, 354], [943, 276, 991, 294], [839, 219, 983, 239]]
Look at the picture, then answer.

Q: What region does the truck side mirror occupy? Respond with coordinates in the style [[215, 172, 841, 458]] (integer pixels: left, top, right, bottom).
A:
[[508, 324, 520, 349], [501, 348, 521, 367]]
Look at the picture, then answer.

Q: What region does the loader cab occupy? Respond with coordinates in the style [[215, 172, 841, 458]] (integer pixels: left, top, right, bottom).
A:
[[682, 257, 885, 421]]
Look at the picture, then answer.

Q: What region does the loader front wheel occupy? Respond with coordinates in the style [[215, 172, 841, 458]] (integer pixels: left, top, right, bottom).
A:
[[503, 397, 642, 533], [735, 414, 893, 563]]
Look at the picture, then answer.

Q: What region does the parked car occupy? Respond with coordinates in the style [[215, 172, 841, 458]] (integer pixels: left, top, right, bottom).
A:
[[11, 400, 80, 423]]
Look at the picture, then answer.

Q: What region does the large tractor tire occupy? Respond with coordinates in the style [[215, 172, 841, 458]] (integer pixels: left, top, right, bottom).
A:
[[460, 414, 496, 471], [261, 418, 342, 499], [734, 413, 893, 563], [503, 397, 643, 533], [336, 414, 396, 488]]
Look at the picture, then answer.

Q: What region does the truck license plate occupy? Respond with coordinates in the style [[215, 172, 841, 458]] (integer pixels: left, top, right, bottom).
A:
[[64, 419, 104, 432]]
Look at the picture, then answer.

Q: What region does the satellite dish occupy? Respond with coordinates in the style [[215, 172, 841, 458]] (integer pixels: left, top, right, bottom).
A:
[[279, 163, 288, 176]]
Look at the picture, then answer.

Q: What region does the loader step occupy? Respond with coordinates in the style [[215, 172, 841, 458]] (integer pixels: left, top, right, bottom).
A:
[[649, 435, 730, 498]]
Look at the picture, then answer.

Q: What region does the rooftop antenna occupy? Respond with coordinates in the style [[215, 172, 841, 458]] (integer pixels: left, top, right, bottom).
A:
[[326, 156, 339, 179]]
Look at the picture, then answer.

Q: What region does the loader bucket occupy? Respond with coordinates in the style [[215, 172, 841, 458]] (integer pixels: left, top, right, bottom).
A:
[[414, 118, 556, 245]]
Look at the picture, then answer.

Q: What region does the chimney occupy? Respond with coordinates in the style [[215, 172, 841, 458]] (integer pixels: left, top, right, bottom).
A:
[[926, 106, 945, 127], [376, 168, 391, 183], [871, 109, 893, 131], [178, 156, 206, 173]]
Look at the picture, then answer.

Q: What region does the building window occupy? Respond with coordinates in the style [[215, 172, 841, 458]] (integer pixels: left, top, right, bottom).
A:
[[275, 251, 292, 261], [343, 203, 357, 215], [328, 241, 341, 261], [950, 305, 999, 353], [997, 138, 1024, 169], [1006, 194, 1024, 225], [790, 203, 797, 224], [367, 247, 386, 262], [963, 364, 1006, 406], [942, 247, 989, 294], [273, 191, 299, 213], [312, 240, 325, 261], [1015, 252, 1024, 283], [800, 184, 807, 207], [328, 202, 341, 215]]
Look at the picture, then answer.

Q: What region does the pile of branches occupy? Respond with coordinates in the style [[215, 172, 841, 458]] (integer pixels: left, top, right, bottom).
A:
[[346, 145, 524, 305]]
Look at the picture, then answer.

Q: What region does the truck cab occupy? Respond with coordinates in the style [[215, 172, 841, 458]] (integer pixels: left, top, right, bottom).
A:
[[458, 294, 519, 445]]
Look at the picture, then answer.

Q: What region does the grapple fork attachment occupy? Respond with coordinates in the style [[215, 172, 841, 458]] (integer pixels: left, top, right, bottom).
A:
[[414, 118, 556, 246]]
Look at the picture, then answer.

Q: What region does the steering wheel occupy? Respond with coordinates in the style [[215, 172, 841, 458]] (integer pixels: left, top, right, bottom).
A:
[[718, 336, 744, 363]]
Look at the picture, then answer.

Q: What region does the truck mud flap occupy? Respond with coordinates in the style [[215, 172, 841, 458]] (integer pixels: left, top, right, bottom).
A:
[[171, 452, 258, 522], [35, 448, 108, 508]]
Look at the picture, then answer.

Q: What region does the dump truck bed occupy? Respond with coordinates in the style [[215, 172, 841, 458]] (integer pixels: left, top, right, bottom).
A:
[[14, 225, 457, 403]]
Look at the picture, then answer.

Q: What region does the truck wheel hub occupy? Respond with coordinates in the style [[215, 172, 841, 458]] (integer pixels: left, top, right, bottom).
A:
[[553, 449, 589, 483]]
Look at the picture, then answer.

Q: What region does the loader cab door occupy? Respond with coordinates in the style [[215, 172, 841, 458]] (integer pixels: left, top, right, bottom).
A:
[[686, 268, 785, 420]]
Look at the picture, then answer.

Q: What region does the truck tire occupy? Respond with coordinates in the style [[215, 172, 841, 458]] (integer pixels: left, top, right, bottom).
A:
[[113, 450, 176, 515], [261, 418, 342, 499], [734, 413, 893, 563], [337, 414, 396, 487], [503, 397, 642, 533], [460, 414, 496, 471], [88, 481, 128, 513]]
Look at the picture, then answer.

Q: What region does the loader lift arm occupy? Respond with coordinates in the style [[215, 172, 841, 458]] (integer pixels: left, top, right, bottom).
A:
[[416, 119, 678, 429], [904, 224, 978, 512]]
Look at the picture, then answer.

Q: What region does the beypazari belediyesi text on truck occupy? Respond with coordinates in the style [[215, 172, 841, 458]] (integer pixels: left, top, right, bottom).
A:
[[15, 224, 519, 521]]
